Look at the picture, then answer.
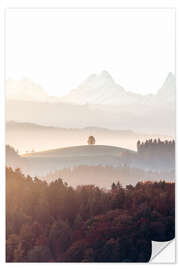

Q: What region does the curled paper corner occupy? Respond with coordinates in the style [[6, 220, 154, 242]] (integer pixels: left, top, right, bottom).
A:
[[150, 240, 175, 263]]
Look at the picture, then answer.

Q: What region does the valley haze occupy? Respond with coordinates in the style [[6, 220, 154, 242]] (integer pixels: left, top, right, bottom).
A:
[[6, 71, 175, 187]]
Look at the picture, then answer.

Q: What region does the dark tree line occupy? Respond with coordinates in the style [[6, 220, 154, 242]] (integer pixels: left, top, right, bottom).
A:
[[137, 139, 175, 154], [6, 167, 175, 262], [136, 139, 175, 171]]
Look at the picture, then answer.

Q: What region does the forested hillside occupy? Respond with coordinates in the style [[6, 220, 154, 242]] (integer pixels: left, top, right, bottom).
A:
[[6, 167, 175, 262]]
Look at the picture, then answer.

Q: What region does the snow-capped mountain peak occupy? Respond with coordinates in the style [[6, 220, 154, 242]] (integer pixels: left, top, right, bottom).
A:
[[60, 71, 128, 105], [6, 71, 175, 106], [6, 78, 58, 103], [60, 71, 175, 105], [78, 70, 115, 89], [157, 72, 175, 97]]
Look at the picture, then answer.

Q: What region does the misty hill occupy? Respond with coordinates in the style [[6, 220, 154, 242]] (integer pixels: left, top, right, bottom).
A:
[[6, 71, 175, 135], [22, 145, 136, 177], [6, 142, 175, 187], [6, 145, 27, 170], [21, 142, 174, 178], [6, 121, 173, 153], [23, 144, 134, 158], [6, 138, 175, 177], [42, 165, 174, 188]]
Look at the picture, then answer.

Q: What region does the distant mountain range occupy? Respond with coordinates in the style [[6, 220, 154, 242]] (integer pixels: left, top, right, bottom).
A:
[[7, 71, 175, 105], [60, 71, 175, 105], [6, 71, 175, 135]]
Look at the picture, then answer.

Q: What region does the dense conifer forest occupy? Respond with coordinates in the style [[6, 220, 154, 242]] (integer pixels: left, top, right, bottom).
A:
[[6, 167, 175, 262]]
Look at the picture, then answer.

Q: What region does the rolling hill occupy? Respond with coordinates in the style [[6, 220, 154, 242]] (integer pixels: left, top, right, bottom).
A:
[[23, 144, 135, 158], [6, 144, 175, 187], [22, 145, 136, 177], [6, 121, 174, 153]]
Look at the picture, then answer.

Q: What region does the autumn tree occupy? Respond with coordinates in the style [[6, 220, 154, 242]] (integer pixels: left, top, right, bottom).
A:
[[87, 136, 96, 145]]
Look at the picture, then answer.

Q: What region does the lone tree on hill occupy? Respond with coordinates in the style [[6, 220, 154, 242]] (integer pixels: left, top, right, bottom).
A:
[[87, 136, 96, 145]]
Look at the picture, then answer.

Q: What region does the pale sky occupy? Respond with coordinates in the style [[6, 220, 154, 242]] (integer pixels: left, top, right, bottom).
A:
[[6, 9, 175, 97]]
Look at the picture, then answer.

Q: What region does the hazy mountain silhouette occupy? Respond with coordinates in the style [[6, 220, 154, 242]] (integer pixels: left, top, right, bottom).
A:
[[6, 71, 175, 135], [60, 71, 175, 105], [7, 71, 175, 105]]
